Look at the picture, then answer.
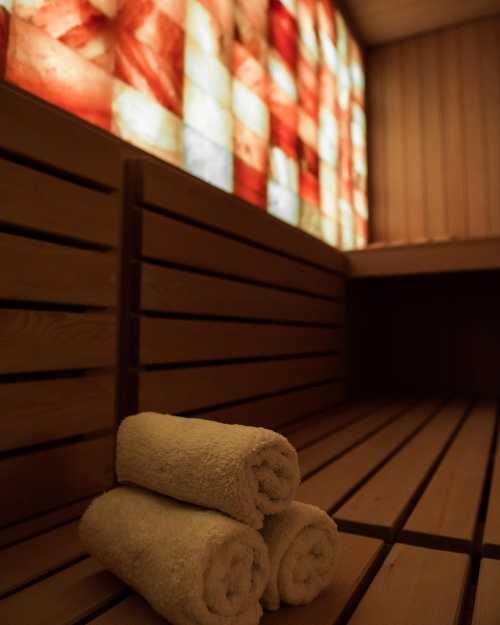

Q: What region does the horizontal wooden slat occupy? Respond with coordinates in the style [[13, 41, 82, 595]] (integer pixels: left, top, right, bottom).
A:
[[0, 436, 114, 528], [483, 413, 500, 558], [348, 238, 500, 278], [297, 399, 443, 512], [139, 355, 343, 414], [0, 84, 121, 189], [0, 557, 127, 625], [282, 399, 387, 450], [0, 521, 84, 598], [140, 318, 343, 365], [196, 381, 346, 429], [140, 159, 347, 272], [401, 400, 496, 551], [348, 543, 469, 625], [0, 374, 115, 452], [0, 158, 119, 246], [141, 262, 344, 324], [0, 310, 116, 373], [299, 399, 414, 478], [87, 533, 384, 625], [334, 399, 469, 541], [0, 498, 93, 550], [0, 234, 117, 306], [141, 210, 345, 299], [472, 558, 500, 625]]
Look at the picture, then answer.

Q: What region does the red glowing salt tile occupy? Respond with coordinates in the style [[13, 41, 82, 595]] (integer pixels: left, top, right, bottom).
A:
[[185, 0, 232, 67], [270, 113, 298, 159], [6, 15, 113, 130], [233, 119, 268, 173], [0, 6, 9, 78], [115, 21, 184, 116], [269, 0, 298, 74], [112, 79, 183, 166], [234, 0, 267, 65], [268, 82, 298, 127], [300, 170, 320, 207], [298, 55, 318, 96], [319, 67, 336, 110], [298, 85, 318, 120], [232, 42, 267, 101], [234, 182, 267, 209], [299, 143, 319, 176], [234, 156, 268, 195]]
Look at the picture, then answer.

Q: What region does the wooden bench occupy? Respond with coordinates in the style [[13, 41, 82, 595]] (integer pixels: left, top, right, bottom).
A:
[[1, 397, 499, 625]]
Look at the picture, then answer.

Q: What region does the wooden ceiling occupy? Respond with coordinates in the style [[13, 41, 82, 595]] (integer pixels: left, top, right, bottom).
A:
[[343, 0, 500, 45]]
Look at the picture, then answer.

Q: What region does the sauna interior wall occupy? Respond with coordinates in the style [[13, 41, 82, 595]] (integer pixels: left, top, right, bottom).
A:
[[367, 14, 500, 243], [348, 271, 500, 398]]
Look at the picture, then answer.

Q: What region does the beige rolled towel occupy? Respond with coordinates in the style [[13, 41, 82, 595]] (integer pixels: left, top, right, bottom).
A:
[[260, 501, 340, 610], [80, 486, 270, 625], [116, 412, 300, 529]]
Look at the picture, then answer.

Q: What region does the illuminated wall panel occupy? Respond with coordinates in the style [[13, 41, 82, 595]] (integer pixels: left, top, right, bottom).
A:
[[3, 0, 367, 250]]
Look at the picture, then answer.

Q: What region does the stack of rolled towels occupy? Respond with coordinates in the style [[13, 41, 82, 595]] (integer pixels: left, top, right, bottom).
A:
[[80, 412, 340, 625]]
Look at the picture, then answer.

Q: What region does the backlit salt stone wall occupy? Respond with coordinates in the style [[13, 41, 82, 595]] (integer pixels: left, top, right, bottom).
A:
[[0, 0, 367, 250]]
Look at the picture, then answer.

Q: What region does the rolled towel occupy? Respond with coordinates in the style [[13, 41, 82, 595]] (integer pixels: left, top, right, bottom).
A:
[[260, 501, 340, 610], [80, 486, 270, 625], [116, 412, 300, 529]]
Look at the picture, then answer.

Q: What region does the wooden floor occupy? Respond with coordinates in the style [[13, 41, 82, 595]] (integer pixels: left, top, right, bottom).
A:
[[1, 398, 499, 625]]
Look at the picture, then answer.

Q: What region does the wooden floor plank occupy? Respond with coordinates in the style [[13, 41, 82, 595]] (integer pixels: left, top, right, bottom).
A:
[[297, 399, 443, 513], [299, 399, 414, 478], [0, 558, 127, 625], [483, 406, 500, 558], [472, 558, 500, 625], [0, 521, 84, 597], [335, 399, 470, 542], [401, 400, 496, 551], [282, 399, 387, 450], [86, 533, 384, 625], [347, 543, 469, 625]]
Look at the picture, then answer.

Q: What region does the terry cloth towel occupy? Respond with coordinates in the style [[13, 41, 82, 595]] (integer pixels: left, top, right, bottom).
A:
[[116, 412, 301, 530], [80, 486, 270, 625], [260, 501, 340, 610]]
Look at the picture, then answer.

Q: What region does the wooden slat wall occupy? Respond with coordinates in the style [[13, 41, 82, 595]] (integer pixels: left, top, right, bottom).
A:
[[367, 15, 500, 244], [134, 160, 347, 427], [0, 85, 121, 534]]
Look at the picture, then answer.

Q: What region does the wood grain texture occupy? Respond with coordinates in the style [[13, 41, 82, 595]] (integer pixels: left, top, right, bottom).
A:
[[0, 498, 93, 550], [297, 399, 443, 512], [0, 521, 84, 597], [479, 17, 500, 236], [139, 160, 348, 274], [141, 210, 345, 299], [0, 436, 114, 528], [282, 399, 387, 450], [299, 399, 414, 478], [483, 416, 500, 558], [197, 381, 345, 430], [86, 533, 384, 625], [347, 238, 500, 277], [472, 559, 500, 625], [139, 356, 344, 414], [401, 400, 496, 551], [0, 234, 117, 306], [0, 310, 116, 373], [0, 374, 115, 452], [0, 159, 119, 246], [334, 399, 469, 541], [367, 16, 500, 245], [141, 262, 344, 324], [0, 557, 127, 625], [346, 0, 500, 45], [348, 543, 469, 625], [140, 318, 343, 365], [0, 83, 121, 188]]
